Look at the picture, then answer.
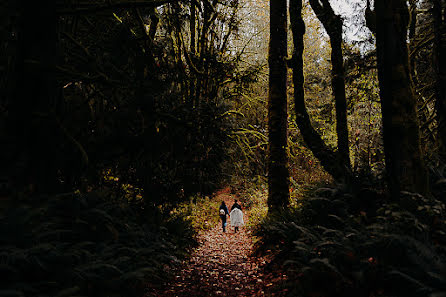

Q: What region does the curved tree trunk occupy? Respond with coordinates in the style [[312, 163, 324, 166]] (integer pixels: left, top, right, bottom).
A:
[[375, 0, 428, 196], [308, 0, 351, 174], [267, 0, 289, 210], [290, 0, 351, 183]]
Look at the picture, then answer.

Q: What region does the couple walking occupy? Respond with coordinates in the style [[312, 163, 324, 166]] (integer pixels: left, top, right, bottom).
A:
[[219, 199, 244, 233]]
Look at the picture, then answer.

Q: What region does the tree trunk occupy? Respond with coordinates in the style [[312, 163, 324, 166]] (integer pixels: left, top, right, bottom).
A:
[[190, 4, 196, 53], [290, 0, 351, 183], [308, 0, 351, 173], [375, 0, 428, 195], [331, 30, 350, 171], [189, 4, 196, 102], [267, 0, 289, 210], [433, 0, 446, 160]]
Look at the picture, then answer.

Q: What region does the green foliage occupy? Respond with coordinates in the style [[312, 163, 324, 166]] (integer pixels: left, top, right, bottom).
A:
[[1, 0, 249, 203], [171, 195, 221, 231], [344, 48, 384, 175], [223, 67, 269, 181], [255, 185, 446, 297], [56, 8, 237, 205], [287, 120, 333, 185], [0, 191, 197, 297], [242, 186, 268, 230]]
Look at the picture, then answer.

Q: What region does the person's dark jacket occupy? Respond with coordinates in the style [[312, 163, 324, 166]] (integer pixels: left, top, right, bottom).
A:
[[231, 202, 242, 211], [219, 204, 229, 216]]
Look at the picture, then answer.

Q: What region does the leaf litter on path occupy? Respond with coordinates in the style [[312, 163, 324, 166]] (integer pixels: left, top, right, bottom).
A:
[[145, 193, 287, 297]]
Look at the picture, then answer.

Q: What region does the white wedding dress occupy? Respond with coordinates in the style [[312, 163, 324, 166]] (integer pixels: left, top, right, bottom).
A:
[[230, 208, 244, 227]]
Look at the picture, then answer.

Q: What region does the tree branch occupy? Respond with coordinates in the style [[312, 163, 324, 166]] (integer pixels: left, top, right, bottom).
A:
[[57, 0, 178, 15]]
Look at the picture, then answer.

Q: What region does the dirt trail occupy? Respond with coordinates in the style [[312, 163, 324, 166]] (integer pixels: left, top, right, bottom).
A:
[[147, 193, 273, 297]]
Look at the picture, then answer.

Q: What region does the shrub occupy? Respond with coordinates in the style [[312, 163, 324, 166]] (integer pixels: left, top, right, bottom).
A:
[[242, 186, 268, 230], [255, 186, 446, 297], [170, 195, 221, 232], [0, 191, 197, 297]]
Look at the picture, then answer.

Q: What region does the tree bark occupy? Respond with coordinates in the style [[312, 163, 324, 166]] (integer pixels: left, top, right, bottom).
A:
[[267, 0, 289, 210], [365, 0, 376, 34], [375, 0, 428, 195], [433, 0, 446, 159], [308, 0, 351, 173], [190, 4, 196, 53]]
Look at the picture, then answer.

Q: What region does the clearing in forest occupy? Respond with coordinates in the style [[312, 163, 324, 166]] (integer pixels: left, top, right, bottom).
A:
[[147, 193, 285, 297]]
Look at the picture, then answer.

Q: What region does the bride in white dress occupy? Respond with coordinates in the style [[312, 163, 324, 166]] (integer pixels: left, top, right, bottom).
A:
[[230, 200, 244, 232]]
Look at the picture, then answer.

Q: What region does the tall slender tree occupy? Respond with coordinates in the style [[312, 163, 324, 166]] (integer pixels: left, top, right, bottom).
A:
[[267, 0, 289, 209], [375, 0, 428, 195]]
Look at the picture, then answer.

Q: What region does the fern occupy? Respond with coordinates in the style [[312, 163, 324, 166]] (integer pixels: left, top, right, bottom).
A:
[[255, 185, 446, 297], [0, 190, 197, 297]]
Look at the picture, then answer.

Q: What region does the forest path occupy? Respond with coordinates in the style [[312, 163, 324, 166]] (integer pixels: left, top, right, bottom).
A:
[[147, 192, 280, 297]]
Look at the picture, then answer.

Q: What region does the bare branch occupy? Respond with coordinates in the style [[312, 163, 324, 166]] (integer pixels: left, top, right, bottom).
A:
[[57, 0, 178, 15]]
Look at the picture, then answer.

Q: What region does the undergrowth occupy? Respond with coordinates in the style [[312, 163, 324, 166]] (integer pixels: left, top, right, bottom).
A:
[[255, 182, 446, 297], [171, 195, 221, 232], [241, 186, 268, 230], [0, 190, 197, 297]]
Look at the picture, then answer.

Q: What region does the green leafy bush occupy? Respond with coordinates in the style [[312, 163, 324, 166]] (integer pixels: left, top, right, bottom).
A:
[[242, 186, 268, 230], [0, 191, 197, 297], [171, 195, 221, 231]]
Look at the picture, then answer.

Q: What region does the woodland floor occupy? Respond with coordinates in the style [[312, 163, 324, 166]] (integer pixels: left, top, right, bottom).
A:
[[146, 193, 287, 297]]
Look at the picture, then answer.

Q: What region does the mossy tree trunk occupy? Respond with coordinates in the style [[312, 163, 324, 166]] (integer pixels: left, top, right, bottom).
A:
[[308, 0, 351, 177], [433, 0, 446, 160], [375, 0, 428, 195], [267, 0, 289, 210], [289, 0, 352, 183]]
